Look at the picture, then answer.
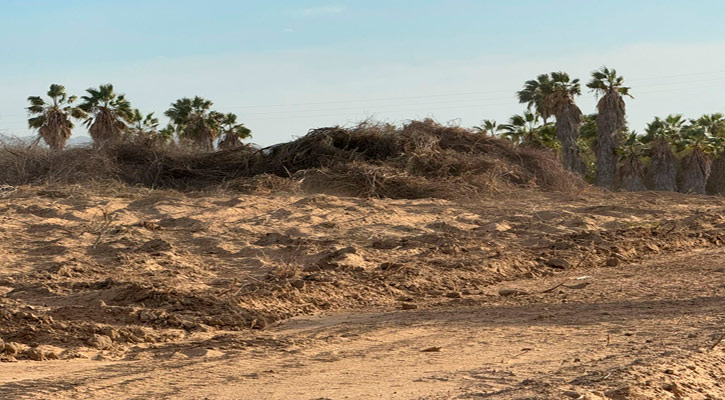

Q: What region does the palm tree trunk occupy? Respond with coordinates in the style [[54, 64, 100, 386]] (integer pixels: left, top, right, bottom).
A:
[[706, 154, 725, 194], [595, 128, 617, 189], [555, 104, 586, 175], [595, 94, 625, 189], [680, 148, 711, 194], [646, 138, 677, 191]]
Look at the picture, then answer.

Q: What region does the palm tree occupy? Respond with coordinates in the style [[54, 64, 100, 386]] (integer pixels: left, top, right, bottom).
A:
[[158, 126, 176, 145], [662, 114, 686, 133], [579, 113, 598, 142], [692, 113, 725, 137], [680, 113, 725, 194], [165, 97, 221, 151], [617, 131, 647, 191], [499, 113, 533, 144], [128, 109, 159, 134], [678, 124, 719, 194], [518, 72, 586, 174], [707, 142, 725, 195], [500, 111, 548, 146], [517, 74, 554, 123], [473, 119, 501, 136], [128, 109, 162, 145], [578, 113, 599, 179], [218, 113, 252, 149], [642, 115, 682, 191], [587, 66, 632, 189], [26, 84, 86, 151], [79, 84, 133, 148]]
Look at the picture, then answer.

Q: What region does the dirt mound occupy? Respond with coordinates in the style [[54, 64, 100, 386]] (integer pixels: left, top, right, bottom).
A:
[[1, 120, 585, 199]]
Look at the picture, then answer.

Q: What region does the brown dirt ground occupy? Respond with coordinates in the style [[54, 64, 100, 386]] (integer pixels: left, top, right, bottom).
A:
[[0, 185, 723, 399]]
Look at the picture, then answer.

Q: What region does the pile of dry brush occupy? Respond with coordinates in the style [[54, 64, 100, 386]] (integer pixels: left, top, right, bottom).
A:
[[0, 119, 585, 199]]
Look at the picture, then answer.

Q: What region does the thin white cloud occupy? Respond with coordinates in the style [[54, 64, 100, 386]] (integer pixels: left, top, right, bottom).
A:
[[297, 5, 344, 17]]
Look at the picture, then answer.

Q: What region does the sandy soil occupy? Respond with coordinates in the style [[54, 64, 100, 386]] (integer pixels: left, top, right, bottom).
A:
[[0, 185, 723, 399]]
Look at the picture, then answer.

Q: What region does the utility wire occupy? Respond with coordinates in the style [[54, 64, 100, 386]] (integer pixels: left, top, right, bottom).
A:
[[2, 70, 725, 127]]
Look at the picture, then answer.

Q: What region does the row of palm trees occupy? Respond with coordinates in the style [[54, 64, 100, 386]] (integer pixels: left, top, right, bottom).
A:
[[514, 67, 630, 188], [26, 84, 251, 151], [477, 66, 725, 194], [25, 75, 725, 195]]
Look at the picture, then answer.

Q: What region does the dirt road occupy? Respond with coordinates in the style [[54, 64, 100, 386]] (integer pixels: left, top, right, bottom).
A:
[[1, 247, 723, 400]]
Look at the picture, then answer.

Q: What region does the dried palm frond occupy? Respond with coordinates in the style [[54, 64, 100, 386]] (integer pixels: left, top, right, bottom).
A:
[[647, 138, 677, 191], [706, 154, 725, 194], [618, 155, 646, 191], [39, 109, 73, 151], [616, 132, 646, 192], [680, 147, 711, 194], [553, 101, 586, 175], [88, 108, 127, 147], [218, 132, 243, 149], [595, 94, 627, 188]]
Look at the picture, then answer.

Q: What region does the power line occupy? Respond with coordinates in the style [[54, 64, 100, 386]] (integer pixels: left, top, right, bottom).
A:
[[234, 97, 515, 116], [2, 69, 724, 118], [630, 76, 725, 89], [0, 89, 517, 118], [214, 88, 516, 109], [627, 69, 725, 82], [2, 69, 725, 127], [4, 77, 724, 124], [0, 99, 512, 126], [242, 101, 515, 122]]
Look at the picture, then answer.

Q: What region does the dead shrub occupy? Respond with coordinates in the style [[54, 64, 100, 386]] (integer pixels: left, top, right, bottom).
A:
[[0, 144, 117, 185]]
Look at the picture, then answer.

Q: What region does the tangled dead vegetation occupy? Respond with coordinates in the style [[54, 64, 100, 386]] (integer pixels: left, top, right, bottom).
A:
[[0, 119, 586, 199]]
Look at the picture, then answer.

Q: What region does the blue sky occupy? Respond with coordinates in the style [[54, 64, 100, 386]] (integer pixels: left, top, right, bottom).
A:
[[3, 0, 725, 145]]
